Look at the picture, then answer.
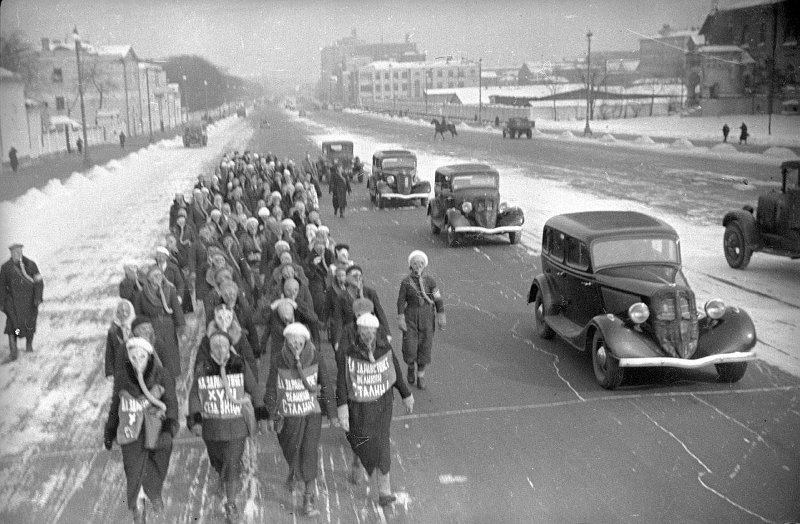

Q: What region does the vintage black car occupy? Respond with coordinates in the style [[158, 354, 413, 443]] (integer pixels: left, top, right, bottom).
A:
[[502, 117, 533, 139], [236, 106, 247, 118], [319, 140, 354, 183], [528, 211, 757, 389], [368, 150, 431, 208], [723, 160, 800, 269], [428, 164, 524, 246], [183, 122, 208, 147]]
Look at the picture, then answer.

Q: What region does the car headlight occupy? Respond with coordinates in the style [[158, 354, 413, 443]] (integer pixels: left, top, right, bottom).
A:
[[628, 302, 650, 324], [387, 175, 395, 184], [704, 298, 726, 320], [499, 202, 508, 212], [462, 201, 473, 214]]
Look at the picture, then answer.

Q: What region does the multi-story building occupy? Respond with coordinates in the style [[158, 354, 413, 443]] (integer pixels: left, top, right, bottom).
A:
[[638, 25, 700, 79], [687, 0, 798, 113], [356, 58, 480, 105], [137, 61, 181, 136], [320, 30, 423, 106], [1, 68, 43, 163]]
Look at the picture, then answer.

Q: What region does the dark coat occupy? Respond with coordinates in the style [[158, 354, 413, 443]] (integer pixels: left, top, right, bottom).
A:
[[119, 277, 140, 304], [105, 324, 126, 378], [331, 285, 390, 348], [134, 283, 185, 378], [304, 249, 335, 319], [329, 169, 351, 210], [1, 256, 44, 337]]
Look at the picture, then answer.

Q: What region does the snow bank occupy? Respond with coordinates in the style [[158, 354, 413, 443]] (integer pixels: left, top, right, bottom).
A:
[[0, 116, 254, 456], [635, 135, 656, 145], [599, 133, 616, 142], [559, 131, 575, 140], [762, 147, 799, 160], [670, 138, 694, 149]]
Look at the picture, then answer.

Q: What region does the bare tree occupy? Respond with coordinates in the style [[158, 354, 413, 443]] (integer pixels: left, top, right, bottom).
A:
[[82, 56, 119, 111], [0, 31, 40, 91]]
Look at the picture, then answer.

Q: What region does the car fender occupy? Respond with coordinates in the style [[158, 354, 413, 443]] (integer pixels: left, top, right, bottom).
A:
[[497, 206, 525, 227], [414, 181, 432, 194], [696, 307, 757, 357], [589, 315, 663, 359], [376, 180, 390, 195], [446, 209, 469, 228], [723, 209, 761, 248], [528, 274, 559, 315]]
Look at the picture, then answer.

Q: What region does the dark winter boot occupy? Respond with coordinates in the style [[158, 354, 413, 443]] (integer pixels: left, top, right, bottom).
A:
[[150, 497, 164, 515], [224, 502, 241, 524], [3, 336, 18, 364], [25, 334, 33, 352], [377, 472, 396, 507], [348, 455, 362, 485], [416, 366, 426, 390], [132, 499, 146, 524], [303, 483, 320, 517], [285, 469, 296, 492], [406, 364, 415, 385]]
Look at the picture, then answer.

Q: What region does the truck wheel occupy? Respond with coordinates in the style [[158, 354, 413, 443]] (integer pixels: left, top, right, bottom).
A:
[[502, 130, 506, 138], [723, 222, 752, 269], [430, 218, 440, 235], [527, 130, 532, 139], [509, 231, 520, 244], [533, 289, 554, 340], [716, 362, 747, 382], [592, 331, 624, 389], [378, 195, 385, 209], [447, 225, 459, 247]]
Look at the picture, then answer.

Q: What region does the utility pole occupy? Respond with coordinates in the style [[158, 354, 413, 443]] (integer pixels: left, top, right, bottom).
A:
[[73, 27, 90, 164], [478, 58, 483, 124], [583, 30, 593, 137], [767, 2, 778, 135], [144, 65, 153, 142], [121, 58, 131, 136]]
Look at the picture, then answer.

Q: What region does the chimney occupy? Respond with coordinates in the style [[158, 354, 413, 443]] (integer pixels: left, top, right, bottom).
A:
[[41, 38, 50, 52]]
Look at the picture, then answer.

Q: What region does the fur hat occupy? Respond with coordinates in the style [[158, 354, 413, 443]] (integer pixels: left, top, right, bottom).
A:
[[356, 313, 380, 329], [408, 250, 428, 268], [283, 322, 310, 340]]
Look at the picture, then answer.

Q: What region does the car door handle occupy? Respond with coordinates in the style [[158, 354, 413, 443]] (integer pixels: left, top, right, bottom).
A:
[[582, 282, 592, 286], [556, 271, 566, 277]]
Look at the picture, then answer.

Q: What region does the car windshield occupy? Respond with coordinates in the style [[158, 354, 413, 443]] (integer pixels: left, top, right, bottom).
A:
[[325, 144, 352, 154], [451, 174, 498, 190], [383, 157, 416, 169], [592, 237, 680, 269]]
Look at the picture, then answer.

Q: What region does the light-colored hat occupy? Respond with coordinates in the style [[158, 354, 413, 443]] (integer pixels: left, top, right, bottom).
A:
[[270, 191, 282, 200], [210, 208, 222, 218], [356, 313, 380, 329], [246, 217, 259, 228], [281, 218, 296, 229], [155, 246, 170, 257], [126, 336, 154, 355], [408, 250, 428, 268], [270, 297, 298, 311], [318, 225, 330, 234], [8, 243, 23, 251], [283, 322, 310, 340], [274, 240, 290, 252], [258, 207, 270, 218]]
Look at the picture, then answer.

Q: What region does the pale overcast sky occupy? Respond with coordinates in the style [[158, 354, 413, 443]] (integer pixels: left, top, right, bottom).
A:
[[1, 0, 719, 83]]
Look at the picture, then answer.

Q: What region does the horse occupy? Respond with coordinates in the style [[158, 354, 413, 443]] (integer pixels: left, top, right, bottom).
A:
[[431, 118, 458, 140]]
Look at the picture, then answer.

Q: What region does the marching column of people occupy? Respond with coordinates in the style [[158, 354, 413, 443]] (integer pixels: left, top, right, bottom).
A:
[[98, 148, 442, 522]]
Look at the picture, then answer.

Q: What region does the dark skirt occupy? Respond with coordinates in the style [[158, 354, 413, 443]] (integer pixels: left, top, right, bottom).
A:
[[278, 413, 322, 482], [346, 392, 394, 476]]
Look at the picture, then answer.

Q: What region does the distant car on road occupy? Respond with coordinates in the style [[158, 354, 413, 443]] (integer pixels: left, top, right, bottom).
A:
[[320, 140, 354, 183], [722, 160, 800, 269], [236, 107, 247, 118], [428, 164, 524, 246], [183, 122, 208, 147], [528, 211, 757, 389], [503, 117, 533, 139], [368, 150, 430, 208]]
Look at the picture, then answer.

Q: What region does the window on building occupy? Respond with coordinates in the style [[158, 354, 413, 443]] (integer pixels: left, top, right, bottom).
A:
[[739, 25, 749, 45], [375, 84, 381, 92], [448, 70, 453, 77], [457, 81, 464, 87], [470, 69, 476, 76], [401, 83, 407, 91], [55, 96, 65, 110], [385, 84, 391, 91], [393, 71, 398, 79], [401, 71, 407, 79], [759, 21, 766, 44], [384, 72, 390, 80], [457, 70, 465, 78], [437, 70, 443, 77], [437, 82, 443, 88], [52, 68, 63, 83], [393, 83, 398, 91], [361, 85, 373, 93], [447, 82, 454, 88]]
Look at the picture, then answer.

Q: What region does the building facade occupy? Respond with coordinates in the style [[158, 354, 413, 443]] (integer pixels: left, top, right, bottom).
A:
[[356, 59, 480, 105], [1, 68, 42, 163], [638, 26, 700, 79]]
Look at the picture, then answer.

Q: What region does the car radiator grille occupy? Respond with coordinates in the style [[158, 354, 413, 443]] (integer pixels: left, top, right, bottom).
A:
[[398, 174, 412, 195], [652, 289, 699, 359], [474, 199, 497, 228]]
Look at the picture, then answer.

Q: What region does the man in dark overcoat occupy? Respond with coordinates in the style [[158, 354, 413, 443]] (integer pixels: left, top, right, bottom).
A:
[[1, 244, 44, 362]]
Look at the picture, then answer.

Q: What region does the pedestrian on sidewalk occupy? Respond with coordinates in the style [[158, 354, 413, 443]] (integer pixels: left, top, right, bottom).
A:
[[397, 250, 446, 390], [739, 122, 749, 145], [8, 147, 18, 172], [722, 123, 730, 143], [1, 244, 44, 363], [336, 313, 414, 507], [119, 131, 126, 148], [188, 331, 267, 524], [264, 322, 336, 517], [103, 336, 178, 524]]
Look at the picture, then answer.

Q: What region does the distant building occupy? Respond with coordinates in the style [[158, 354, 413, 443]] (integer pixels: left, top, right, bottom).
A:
[[320, 29, 424, 106], [356, 58, 479, 105], [687, 0, 799, 114], [1, 68, 43, 163], [638, 25, 701, 79]]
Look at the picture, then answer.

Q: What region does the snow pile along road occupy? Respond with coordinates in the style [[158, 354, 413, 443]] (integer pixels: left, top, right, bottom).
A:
[[295, 113, 800, 379], [0, 117, 254, 457]]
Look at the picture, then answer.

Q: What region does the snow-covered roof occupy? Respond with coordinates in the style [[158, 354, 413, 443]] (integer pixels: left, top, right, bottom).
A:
[[96, 45, 136, 59], [365, 59, 478, 71], [698, 45, 747, 53], [648, 29, 700, 39], [0, 67, 23, 81], [717, 0, 782, 11]]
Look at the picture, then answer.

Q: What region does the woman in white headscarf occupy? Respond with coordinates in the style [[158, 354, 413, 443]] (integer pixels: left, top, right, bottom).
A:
[[134, 265, 185, 379], [396, 250, 446, 390], [105, 298, 136, 378], [104, 336, 178, 524]]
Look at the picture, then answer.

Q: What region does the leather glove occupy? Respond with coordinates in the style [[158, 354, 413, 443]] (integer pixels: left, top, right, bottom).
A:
[[329, 417, 340, 429], [337, 405, 350, 432], [397, 315, 407, 332], [103, 424, 115, 450], [191, 423, 203, 437], [437, 312, 447, 330], [403, 394, 415, 415]]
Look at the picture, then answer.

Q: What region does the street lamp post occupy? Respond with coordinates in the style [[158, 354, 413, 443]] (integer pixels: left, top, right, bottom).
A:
[[144, 65, 153, 142], [478, 58, 482, 124], [203, 80, 209, 121], [584, 30, 593, 137], [182, 74, 189, 123], [73, 27, 90, 164]]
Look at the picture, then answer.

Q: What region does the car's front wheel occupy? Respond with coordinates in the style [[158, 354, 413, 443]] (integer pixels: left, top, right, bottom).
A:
[[716, 362, 748, 383], [533, 289, 554, 339], [447, 225, 459, 247], [377, 195, 385, 209], [723, 222, 752, 269], [592, 331, 624, 389]]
